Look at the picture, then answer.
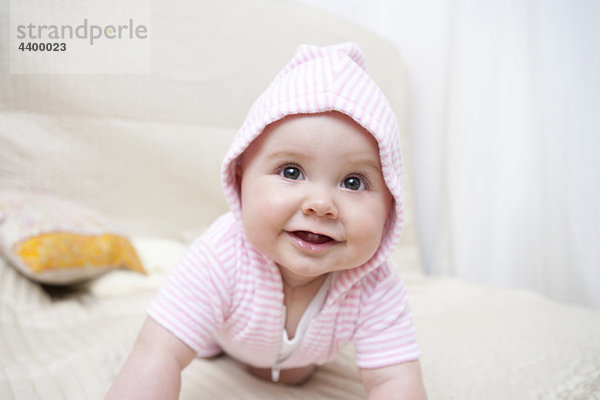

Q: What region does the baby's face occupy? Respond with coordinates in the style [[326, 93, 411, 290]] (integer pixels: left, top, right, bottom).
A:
[[239, 112, 392, 287]]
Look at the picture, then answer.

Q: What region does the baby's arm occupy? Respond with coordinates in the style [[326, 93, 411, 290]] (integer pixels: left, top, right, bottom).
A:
[[360, 360, 427, 400], [105, 317, 196, 400]]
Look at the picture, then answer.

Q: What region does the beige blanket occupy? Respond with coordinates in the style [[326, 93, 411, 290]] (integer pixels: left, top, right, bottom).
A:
[[1, 237, 599, 399]]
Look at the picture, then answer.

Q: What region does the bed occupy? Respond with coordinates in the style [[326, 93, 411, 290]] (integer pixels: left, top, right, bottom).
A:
[[1, 1, 599, 399]]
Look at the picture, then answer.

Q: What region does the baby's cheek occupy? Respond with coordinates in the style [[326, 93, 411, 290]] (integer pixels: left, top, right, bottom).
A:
[[242, 188, 288, 241], [347, 210, 387, 259], [242, 210, 271, 254], [361, 223, 385, 258]]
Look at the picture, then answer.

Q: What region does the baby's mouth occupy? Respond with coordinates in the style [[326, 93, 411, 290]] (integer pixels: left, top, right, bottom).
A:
[[292, 230, 335, 245]]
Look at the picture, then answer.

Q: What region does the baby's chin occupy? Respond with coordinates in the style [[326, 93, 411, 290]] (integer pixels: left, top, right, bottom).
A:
[[274, 264, 329, 288], [274, 257, 366, 282]]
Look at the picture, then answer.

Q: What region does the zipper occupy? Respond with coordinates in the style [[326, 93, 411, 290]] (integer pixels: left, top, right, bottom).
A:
[[271, 304, 286, 382], [271, 364, 281, 383]]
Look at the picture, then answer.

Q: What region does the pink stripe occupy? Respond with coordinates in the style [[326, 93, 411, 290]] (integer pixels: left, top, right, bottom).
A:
[[226, 304, 281, 319], [150, 301, 210, 342], [288, 69, 299, 114], [333, 58, 359, 102], [312, 47, 323, 96], [349, 74, 371, 114], [365, 277, 406, 302], [175, 260, 226, 300], [358, 330, 417, 350], [360, 292, 408, 323], [275, 67, 284, 118], [325, 53, 335, 108], [227, 304, 281, 320], [362, 84, 381, 121], [159, 284, 219, 329], [229, 304, 281, 319], [149, 301, 209, 347]]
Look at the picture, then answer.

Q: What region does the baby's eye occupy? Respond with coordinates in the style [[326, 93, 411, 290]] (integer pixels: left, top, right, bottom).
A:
[[280, 166, 304, 180], [342, 176, 366, 191]]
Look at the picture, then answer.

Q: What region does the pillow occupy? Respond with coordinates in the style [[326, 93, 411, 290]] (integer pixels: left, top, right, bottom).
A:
[[86, 236, 187, 298], [0, 190, 146, 284]]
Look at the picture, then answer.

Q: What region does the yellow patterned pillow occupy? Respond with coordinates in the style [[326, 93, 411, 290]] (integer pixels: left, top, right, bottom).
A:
[[0, 191, 146, 284]]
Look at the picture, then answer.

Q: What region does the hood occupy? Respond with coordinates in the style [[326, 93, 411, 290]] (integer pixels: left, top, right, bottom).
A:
[[221, 42, 405, 292]]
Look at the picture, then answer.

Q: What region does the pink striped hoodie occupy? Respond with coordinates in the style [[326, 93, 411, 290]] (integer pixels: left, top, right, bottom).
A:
[[148, 42, 420, 379]]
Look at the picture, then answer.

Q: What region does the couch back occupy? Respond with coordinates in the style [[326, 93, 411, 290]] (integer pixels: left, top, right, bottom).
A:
[[0, 0, 422, 273]]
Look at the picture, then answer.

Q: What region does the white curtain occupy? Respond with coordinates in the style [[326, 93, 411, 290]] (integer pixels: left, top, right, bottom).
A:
[[298, 0, 600, 309]]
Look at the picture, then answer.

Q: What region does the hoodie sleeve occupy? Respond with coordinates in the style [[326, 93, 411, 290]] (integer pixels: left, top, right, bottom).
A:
[[147, 233, 232, 357], [352, 263, 421, 369]]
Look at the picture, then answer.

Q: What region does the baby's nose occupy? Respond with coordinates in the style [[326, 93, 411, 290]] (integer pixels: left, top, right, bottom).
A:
[[301, 191, 338, 219]]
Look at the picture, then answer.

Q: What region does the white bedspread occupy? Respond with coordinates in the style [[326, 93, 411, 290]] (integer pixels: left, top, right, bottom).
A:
[[1, 237, 599, 399]]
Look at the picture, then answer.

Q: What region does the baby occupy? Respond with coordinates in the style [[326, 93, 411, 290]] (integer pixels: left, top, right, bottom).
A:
[[107, 42, 426, 399]]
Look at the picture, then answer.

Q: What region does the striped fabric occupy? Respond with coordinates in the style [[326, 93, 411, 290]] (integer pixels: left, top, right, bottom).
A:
[[149, 43, 420, 372], [148, 213, 420, 370]]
